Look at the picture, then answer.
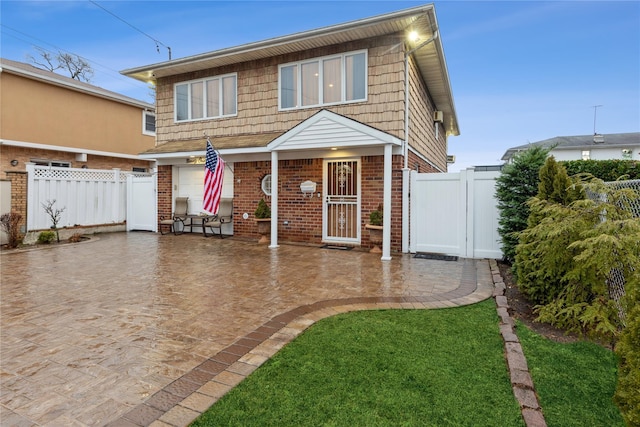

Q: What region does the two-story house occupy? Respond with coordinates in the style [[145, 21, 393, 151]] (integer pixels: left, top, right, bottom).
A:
[[122, 3, 459, 258], [0, 58, 156, 239]]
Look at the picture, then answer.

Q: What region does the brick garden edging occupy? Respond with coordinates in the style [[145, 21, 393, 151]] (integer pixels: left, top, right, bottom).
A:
[[489, 259, 547, 427]]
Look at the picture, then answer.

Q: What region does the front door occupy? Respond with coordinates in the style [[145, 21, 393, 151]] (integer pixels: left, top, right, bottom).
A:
[[323, 159, 360, 244]]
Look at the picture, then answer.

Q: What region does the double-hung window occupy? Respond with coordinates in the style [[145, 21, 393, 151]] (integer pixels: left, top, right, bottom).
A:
[[279, 50, 367, 110], [175, 73, 237, 122]]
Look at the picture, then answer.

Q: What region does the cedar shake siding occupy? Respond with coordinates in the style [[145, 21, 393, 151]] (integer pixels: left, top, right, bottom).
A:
[[155, 36, 408, 146]]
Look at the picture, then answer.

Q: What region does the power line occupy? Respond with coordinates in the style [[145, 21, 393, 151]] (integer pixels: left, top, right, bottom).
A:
[[88, 0, 171, 60], [1, 24, 153, 99]]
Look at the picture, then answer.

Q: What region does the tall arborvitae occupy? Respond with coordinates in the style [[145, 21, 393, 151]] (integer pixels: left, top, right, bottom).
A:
[[495, 145, 549, 263]]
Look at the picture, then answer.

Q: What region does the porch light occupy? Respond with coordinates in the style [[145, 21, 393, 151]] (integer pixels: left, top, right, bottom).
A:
[[408, 31, 420, 42]]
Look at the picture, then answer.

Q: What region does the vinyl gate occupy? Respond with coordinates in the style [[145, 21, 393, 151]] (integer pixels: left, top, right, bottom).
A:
[[26, 164, 155, 232], [410, 169, 502, 259], [126, 174, 157, 232]]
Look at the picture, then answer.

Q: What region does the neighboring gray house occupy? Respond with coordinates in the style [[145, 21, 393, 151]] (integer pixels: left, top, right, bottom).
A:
[[501, 132, 640, 163]]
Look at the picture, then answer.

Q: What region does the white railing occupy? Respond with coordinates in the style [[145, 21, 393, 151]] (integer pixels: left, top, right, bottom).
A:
[[26, 164, 149, 231]]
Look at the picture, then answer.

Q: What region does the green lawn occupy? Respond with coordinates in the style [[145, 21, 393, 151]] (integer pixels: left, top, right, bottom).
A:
[[516, 322, 623, 427], [191, 300, 524, 426], [190, 301, 624, 427]]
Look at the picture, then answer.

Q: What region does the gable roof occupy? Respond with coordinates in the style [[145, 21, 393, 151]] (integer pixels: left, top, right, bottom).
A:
[[501, 132, 640, 161], [121, 3, 458, 135], [0, 58, 153, 110], [270, 110, 403, 151]]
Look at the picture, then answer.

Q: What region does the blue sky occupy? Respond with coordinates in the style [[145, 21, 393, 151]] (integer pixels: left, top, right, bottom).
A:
[[2, 1, 639, 171]]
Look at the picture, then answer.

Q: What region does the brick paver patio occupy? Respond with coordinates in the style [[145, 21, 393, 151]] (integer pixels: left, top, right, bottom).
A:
[[1, 232, 492, 426]]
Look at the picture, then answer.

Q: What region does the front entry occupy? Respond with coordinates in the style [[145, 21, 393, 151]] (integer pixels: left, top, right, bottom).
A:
[[323, 159, 360, 244]]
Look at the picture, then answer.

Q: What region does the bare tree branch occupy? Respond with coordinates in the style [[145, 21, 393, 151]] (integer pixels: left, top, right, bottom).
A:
[[28, 48, 94, 83]]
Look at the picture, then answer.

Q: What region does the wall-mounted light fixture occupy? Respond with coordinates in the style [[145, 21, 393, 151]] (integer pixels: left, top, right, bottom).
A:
[[300, 180, 317, 198], [10, 160, 18, 166]]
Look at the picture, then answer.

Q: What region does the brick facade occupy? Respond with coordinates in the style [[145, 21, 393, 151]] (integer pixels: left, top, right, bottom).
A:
[[228, 154, 404, 252]]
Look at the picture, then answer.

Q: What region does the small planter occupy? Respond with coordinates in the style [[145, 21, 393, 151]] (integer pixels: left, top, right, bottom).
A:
[[365, 224, 383, 253], [255, 218, 271, 244]]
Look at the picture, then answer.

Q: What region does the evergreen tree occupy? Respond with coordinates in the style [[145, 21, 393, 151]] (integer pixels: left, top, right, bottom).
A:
[[495, 146, 549, 263], [514, 157, 584, 304]]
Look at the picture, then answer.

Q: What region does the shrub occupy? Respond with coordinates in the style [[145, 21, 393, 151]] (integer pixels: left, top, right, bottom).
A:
[[495, 145, 549, 263], [369, 204, 383, 226], [0, 211, 22, 248], [254, 198, 271, 219], [520, 179, 640, 342], [515, 157, 585, 303], [562, 159, 640, 181], [37, 230, 56, 244], [615, 301, 640, 426]]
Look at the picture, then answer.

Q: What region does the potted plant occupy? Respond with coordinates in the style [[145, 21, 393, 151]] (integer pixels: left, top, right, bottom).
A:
[[254, 198, 271, 244], [365, 204, 383, 253]]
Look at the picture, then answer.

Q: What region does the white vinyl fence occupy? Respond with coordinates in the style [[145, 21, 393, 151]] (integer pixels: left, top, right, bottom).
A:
[[410, 169, 502, 259], [26, 164, 151, 231]]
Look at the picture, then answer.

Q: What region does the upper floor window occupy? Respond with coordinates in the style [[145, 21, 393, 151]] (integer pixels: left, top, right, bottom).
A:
[[175, 73, 237, 122], [279, 50, 367, 110], [143, 111, 156, 135]]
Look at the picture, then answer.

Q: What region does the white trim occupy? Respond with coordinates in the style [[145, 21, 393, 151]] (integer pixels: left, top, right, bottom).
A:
[[142, 110, 156, 136], [278, 50, 368, 111], [0, 139, 151, 161], [381, 143, 392, 260], [174, 72, 238, 122], [322, 158, 361, 245], [269, 151, 279, 248], [269, 110, 402, 151]]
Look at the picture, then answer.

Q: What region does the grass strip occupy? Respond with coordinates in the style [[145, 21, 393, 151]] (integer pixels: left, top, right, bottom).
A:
[[516, 321, 623, 427], [191, 300, 523, 426]]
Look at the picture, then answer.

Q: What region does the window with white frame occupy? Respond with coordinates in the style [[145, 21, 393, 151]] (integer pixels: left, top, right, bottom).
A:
[[142, 111, 155, 135], [582, 150, 591, 160], [279, 50, 367, 110], [261, 174, 272, 196], [175, 73, 237, 122]]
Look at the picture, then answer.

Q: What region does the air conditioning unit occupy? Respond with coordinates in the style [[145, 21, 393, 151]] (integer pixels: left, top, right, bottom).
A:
[[433, 110, 444, 123], [446, 155, 455, 163]]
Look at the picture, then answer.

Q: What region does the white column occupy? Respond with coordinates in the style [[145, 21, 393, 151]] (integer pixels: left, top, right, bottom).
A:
[[269, 151, 279, 248], [382, 143, 392, 261]]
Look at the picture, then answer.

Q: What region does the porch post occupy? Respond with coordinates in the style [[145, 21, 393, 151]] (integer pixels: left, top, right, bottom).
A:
[[382, 143, 392, 261], [269, 150, 279, 248]]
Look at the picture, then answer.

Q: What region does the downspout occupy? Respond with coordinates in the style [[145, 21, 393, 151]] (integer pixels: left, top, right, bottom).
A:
[[402, 30, 439, 253]]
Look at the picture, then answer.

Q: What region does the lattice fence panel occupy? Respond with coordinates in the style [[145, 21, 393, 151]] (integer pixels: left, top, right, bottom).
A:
[[27, 165, 149, 230]]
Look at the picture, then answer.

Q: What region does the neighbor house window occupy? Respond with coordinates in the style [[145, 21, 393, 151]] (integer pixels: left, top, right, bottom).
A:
[[582, 150, 590, 160], [142, 111, 155, 135], [31, 159, 71, 168], [279, 50, 367, 110], [175, 73, 237, 122]]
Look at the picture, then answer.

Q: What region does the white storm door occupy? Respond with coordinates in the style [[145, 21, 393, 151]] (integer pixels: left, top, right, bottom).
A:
[[323, 159, 360, 244]]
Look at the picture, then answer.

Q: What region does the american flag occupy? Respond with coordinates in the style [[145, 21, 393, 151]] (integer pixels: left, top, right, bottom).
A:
[[203, 139, 225, 214]]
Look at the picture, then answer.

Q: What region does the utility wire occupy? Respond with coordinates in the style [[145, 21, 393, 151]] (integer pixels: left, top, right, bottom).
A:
[[1, 24, 153, 99], [88, 0, 171, 60]]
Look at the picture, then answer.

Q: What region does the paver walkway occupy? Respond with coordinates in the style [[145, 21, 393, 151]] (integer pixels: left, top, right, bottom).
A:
[[1, 232, 492, 426]]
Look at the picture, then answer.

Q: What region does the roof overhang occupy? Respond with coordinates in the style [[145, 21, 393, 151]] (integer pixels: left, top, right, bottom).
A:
[[1, 59, 153, 110], [121, 3, 458, 135]]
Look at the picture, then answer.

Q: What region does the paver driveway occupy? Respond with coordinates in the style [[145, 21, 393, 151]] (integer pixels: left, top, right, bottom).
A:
[[1, 232, 492, 426]]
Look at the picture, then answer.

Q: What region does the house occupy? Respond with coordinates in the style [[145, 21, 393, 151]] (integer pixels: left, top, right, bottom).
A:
[[501, 132, 640, 163], [121, 4, 459, 259], [0, 58, 156, 239]]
